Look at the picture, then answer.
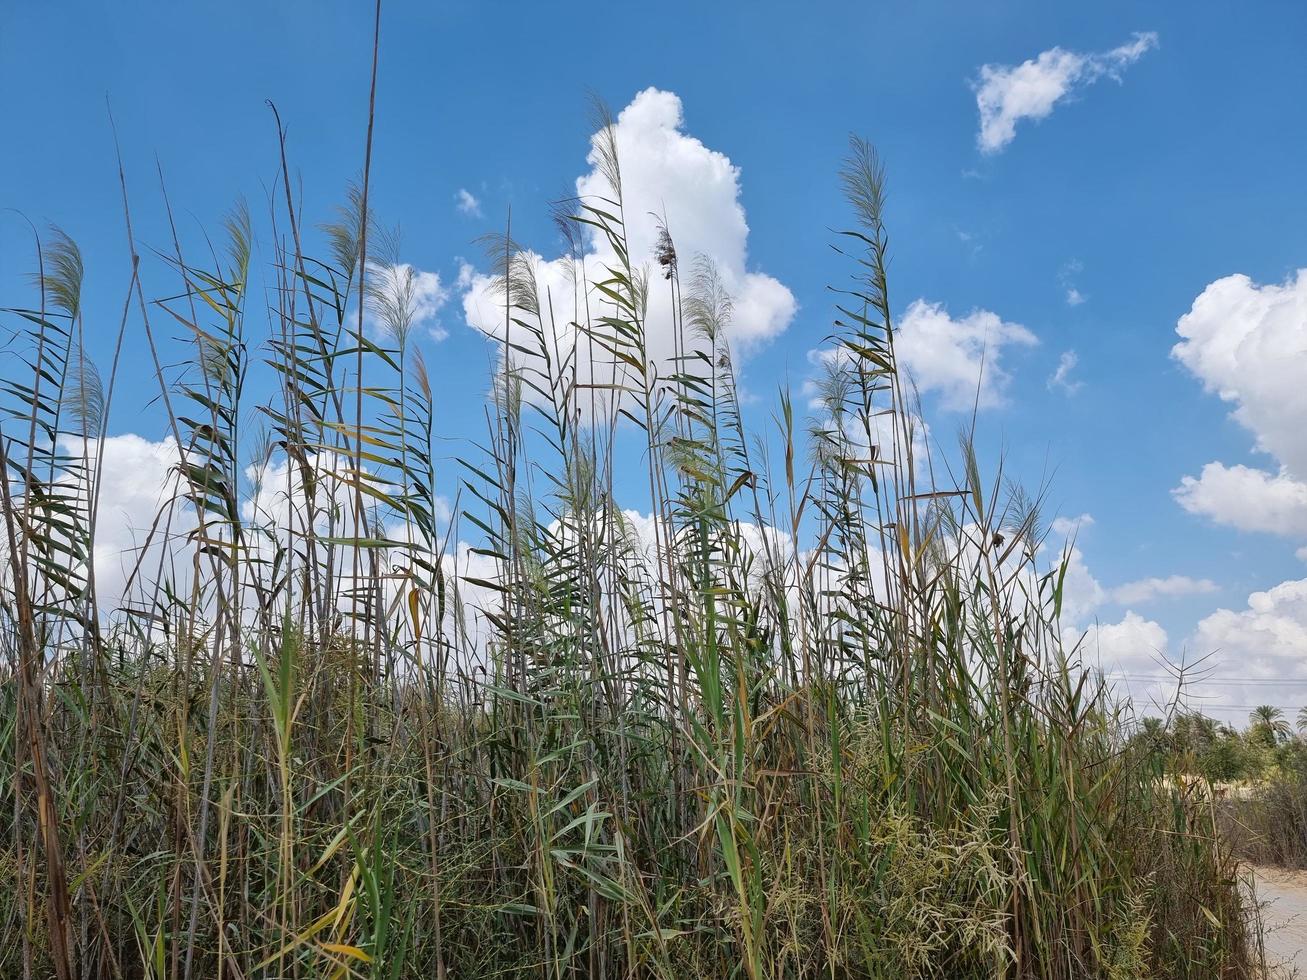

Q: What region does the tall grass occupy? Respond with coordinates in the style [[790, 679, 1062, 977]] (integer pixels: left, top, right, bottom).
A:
[[0, 98, 1261, 978]]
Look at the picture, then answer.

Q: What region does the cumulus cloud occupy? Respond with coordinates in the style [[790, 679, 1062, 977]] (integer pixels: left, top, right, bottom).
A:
[[1044, 516, 1307, 718], [894, 299, 1037, 410], [1079, 611, 1170, 669], [455, 188, 482, 217], [243, 450, 453, 541], [1192, 578, 1307, 671], [58, 432, 463, 627], [77, 431, 1276, 719], [1182, 578, 1307, 713], [1044, 518, 1208, 697], [1077, 612, 1179, 710], [459, 88, 796, 386], [1036, 535, 1176, 707], [1174, 463, 1307, 535], [1172, 270, 1307, 539], [1050, 513, 1094, 538], [800, 345, 933, 467], [82, 434, 186, 610], [1174, 270, 1307, 474], [366, 262, 453, 342], [1057, 544, 1108, 626], [1042, 526, 1174, 697], [973, 32, 1158, 154], [1073, 577, 1307, 720]]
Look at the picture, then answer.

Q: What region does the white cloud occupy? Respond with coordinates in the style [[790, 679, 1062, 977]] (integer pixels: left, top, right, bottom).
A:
[[1173, 463, 1307, 535], [1045, 509, 1306, 716], [1078, 611, 1170, 669], [1191, 578, 1307, 683], [1077, 612, 1178, 710], [78, 431, 1287, 719], [894, 299, 1037, 410], [973, 32, 1158, 154], [455, 188, 482, 217], [367, 262, 452, 342], [459, 88, 796, 388], [1057, 545, 1107, 626], [801, 345, 933, 466], [1172, 270, 1307, 538], [1059, 260, 1087, 306], [1051, 541, 1174, 702], [1048, 538, 1171, 685], [1050, 512, 1094, 538], [1174, 270, 1307, 474], [1109, 575, 1217, 606], [82, 434, 186, 611], [1046, 519, 1213, 618], [455, 260, 475, 290], [1064, 576, 1307, 719], [1047, 349, 1082, 394], [56, 433, 461, 625]]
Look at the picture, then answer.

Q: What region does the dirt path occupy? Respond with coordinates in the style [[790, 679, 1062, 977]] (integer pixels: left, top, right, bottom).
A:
[[1252, 866, 1307, 977]]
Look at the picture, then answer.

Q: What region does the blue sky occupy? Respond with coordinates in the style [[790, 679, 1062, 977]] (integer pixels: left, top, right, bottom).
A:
[[3, 0, 1307, 720]]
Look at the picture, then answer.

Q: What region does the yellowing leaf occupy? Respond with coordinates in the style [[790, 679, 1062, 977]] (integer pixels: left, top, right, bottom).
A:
[[320, 943, 372, 962], [408, 586, 422, 644]]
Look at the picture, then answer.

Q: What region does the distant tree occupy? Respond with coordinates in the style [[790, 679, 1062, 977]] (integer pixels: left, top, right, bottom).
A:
[[1250, 705, 1292, 747], [1251, 705, 1281, 727], [1171, 712, 1219, 760], [1199, 734, 1247, 783], [1275, 737, 1307, 778], [1297, 705, 1307, 735]]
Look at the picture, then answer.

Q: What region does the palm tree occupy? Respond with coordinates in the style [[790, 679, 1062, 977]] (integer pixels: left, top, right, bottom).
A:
[[1250, 705, 1292, 744], [1297, 705, 1307, 736], [1190, 715, 1218, 759]]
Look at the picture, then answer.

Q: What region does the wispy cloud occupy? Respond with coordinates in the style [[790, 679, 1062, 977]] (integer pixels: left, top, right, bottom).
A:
[[1109, 575, 1218, 606], [956, 228, 983, 258], [1048, 350, 1083, 394], [455, 188, 482, 217], [1059, 259, 1087, 306], [973, 32, 1158, 154]]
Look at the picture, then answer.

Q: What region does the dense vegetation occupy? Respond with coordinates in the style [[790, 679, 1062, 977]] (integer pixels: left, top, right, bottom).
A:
[[0, 92, 1264, 978], [1139, 707, 1307, 787], [1141, 707, 1307, 874]]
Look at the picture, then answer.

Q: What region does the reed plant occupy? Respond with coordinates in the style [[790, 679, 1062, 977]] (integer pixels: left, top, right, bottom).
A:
[[0, 88, 1261, 978]]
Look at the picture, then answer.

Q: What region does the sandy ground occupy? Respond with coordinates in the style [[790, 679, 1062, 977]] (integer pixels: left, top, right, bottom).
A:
[[1252, 866, 1307, 977]]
